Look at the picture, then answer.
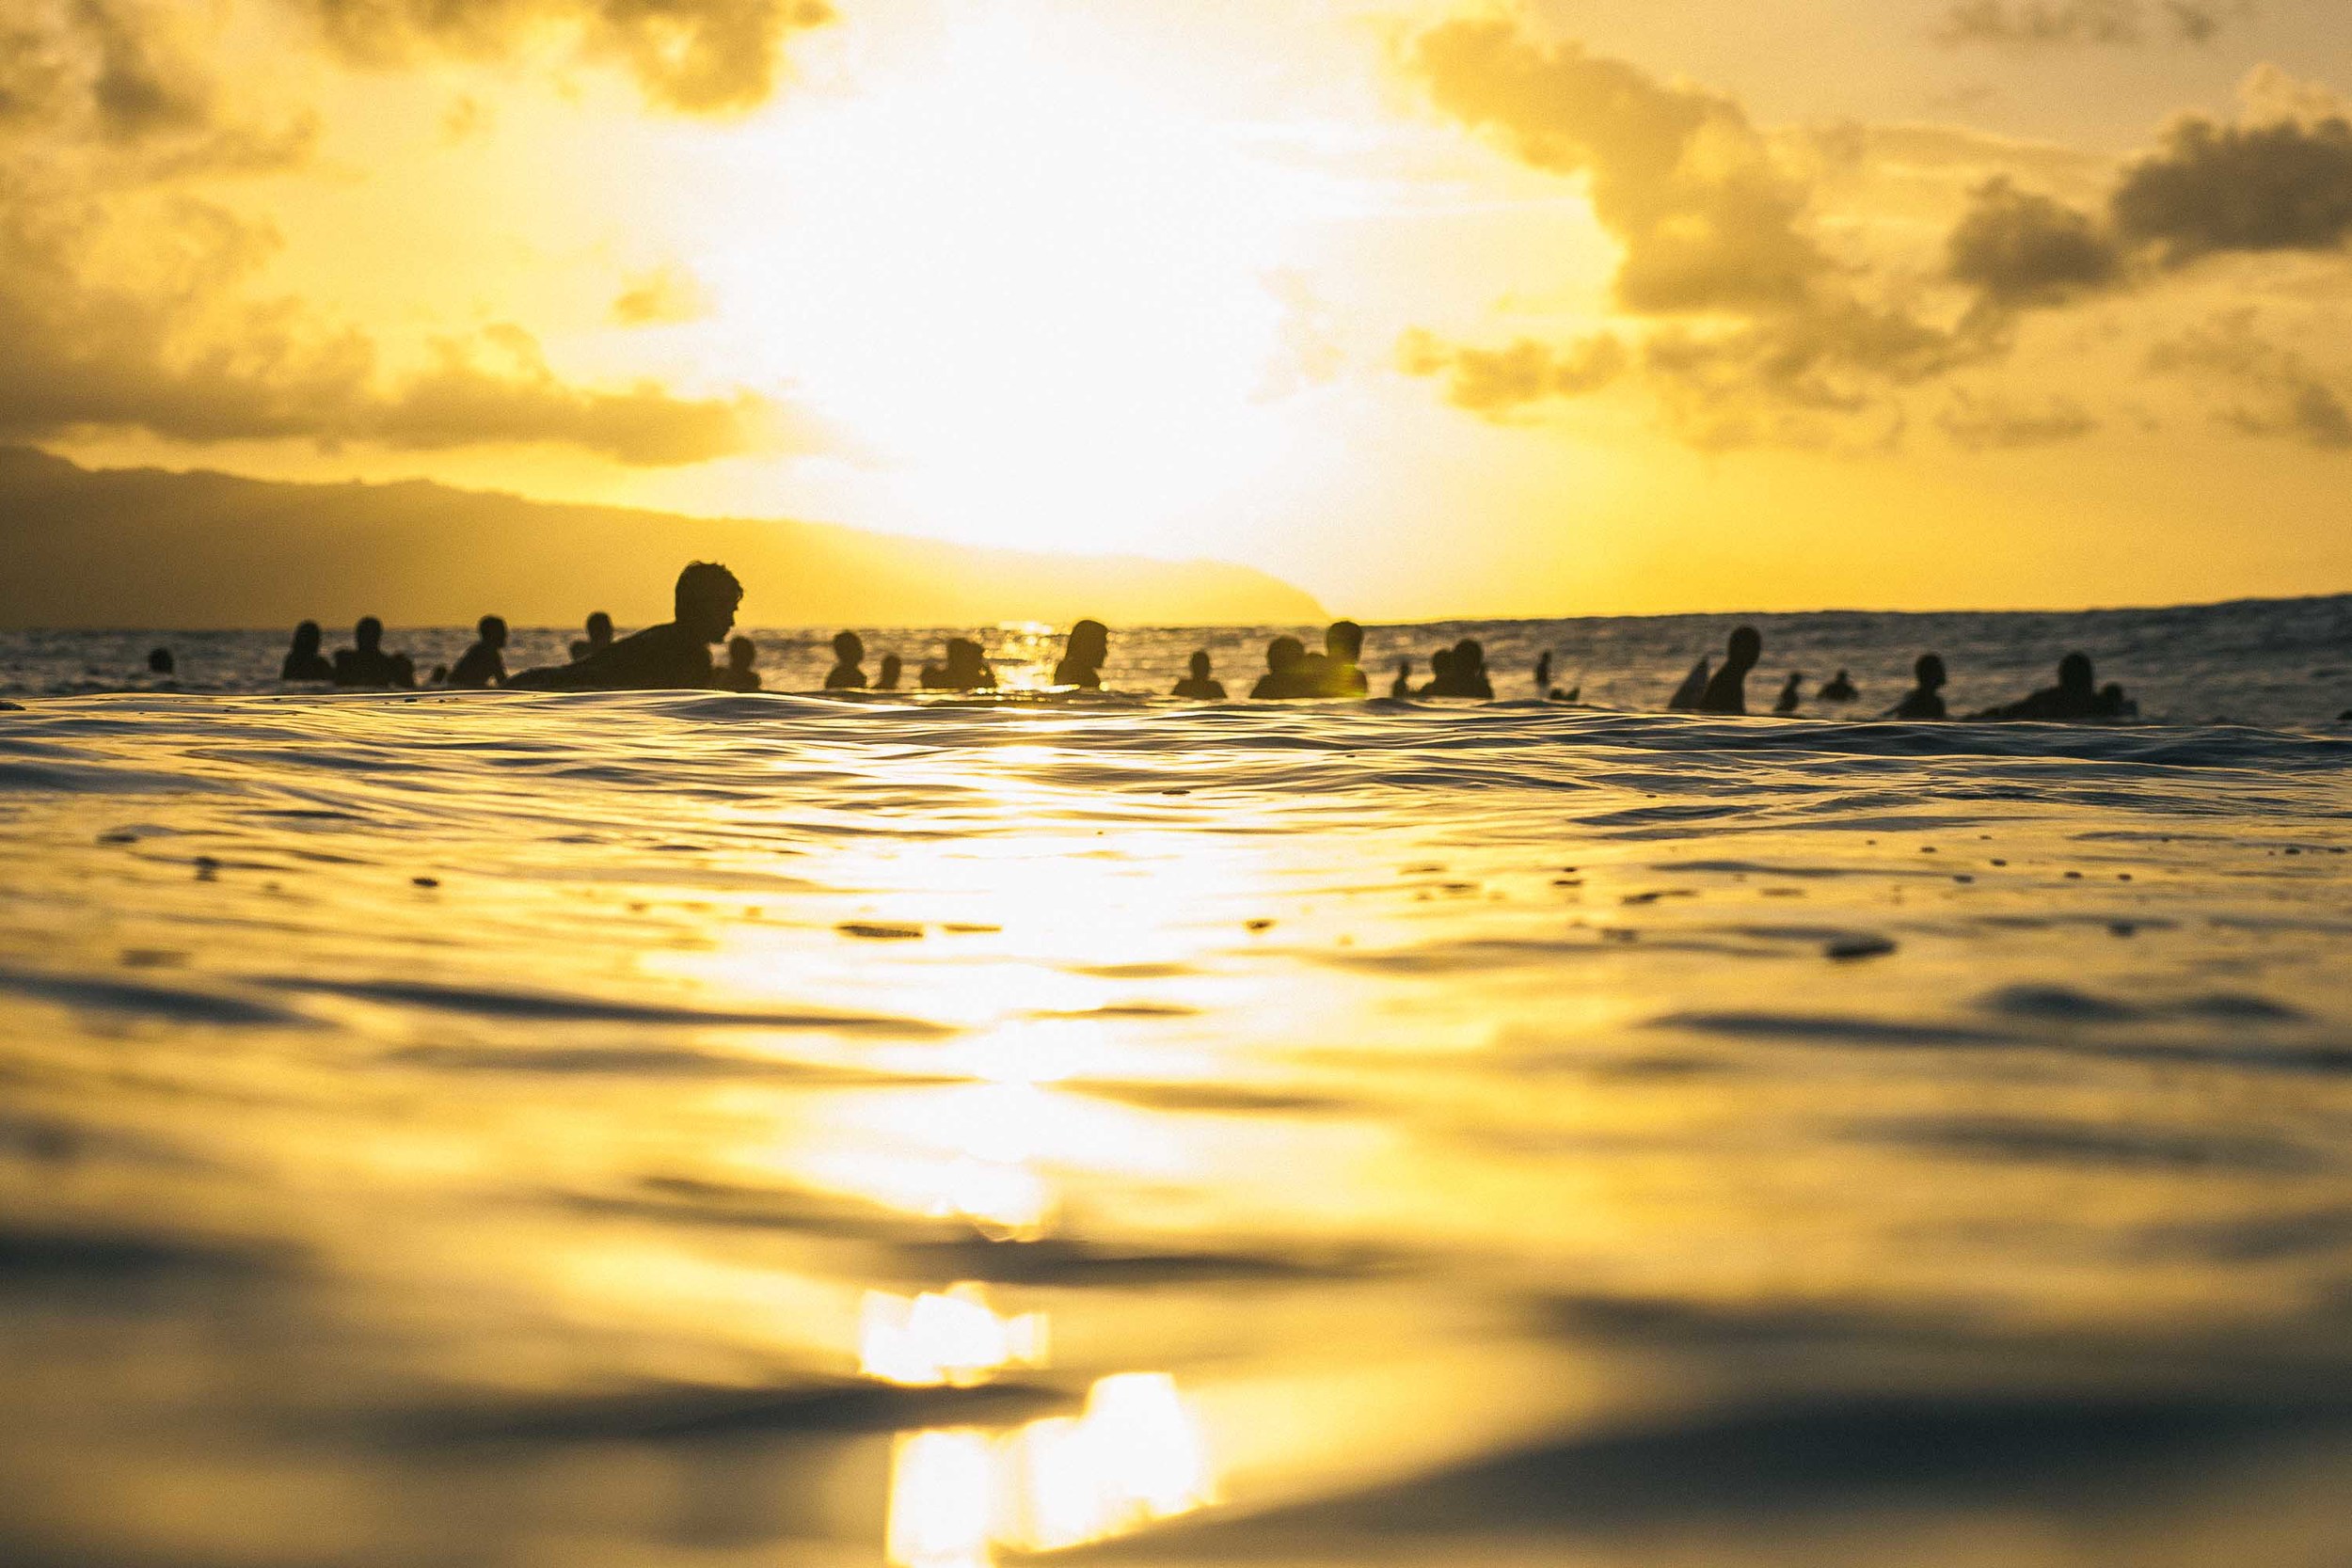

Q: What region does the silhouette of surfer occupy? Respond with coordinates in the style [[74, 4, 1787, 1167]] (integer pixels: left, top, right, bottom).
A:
[[333, 617, 417, 689], [921, 639, 995, 690], [1055, 620, 1108, 689], [1888, 654, 1948, 720], [825, 631, 868, 690], [1772, 672, 1804, 715], [146, 647, 174, 676], [876, 653, 903, 691], [1172, 651, 1226, 700], [1974, 652, 2121, 721], [445, 615, 508, 689], [1320, 621, 1369, 697], [1534, 651, 1552, 695], [571, 611, 613, 663], [281, 622, 333, 683], [509, 562, 741, 691], [1391, 657, 1413, 699], [1252, 637, 1311, 699], [1820, 669, 1858, 703], [718, 636, 762, 692], [1697, 627, 1761, 716], [1666, 656, 1710, 711], [1433, 639, 1493, 699]]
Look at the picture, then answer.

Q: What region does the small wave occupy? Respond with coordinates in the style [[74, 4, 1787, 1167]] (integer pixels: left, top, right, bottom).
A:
[[264, 976, 951, 1037]]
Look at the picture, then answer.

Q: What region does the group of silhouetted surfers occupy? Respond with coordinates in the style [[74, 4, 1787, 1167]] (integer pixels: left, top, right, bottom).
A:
[[1663, 624, 2138, 721], [240, 559, 2186, 725]]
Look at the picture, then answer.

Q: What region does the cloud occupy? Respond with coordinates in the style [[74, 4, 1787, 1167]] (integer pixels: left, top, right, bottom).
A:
[[0, 167, 772, 464], [1947, 176, 2125, 307], [611, 263, 711, 325], [0, 1, 317, 175], [278, 0, 838, 115], [2111, 112, 2352, 261], [2146, 310, 2352, 446], [1395, 329, 1626, 415], [1406, 17, 1828, 314], [0, 2, 780, 465], [1935, 388, 2100, 448], [1400, 16, 1994, 449], [1935, 1, 2241, 49]]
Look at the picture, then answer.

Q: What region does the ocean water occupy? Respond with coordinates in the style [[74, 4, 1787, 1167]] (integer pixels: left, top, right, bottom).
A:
[[2, 604, 2351, 1567], [8, 592, 2351, 729]]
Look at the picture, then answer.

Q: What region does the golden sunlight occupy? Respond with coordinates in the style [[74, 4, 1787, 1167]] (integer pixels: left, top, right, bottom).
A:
[[712, 5, 1334, 552]]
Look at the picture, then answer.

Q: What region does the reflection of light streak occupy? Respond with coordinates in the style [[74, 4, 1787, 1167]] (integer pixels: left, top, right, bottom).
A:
[[861, 1282, 1049, 1388], [886, 1431, 996, 1568], [886, 1373, 1216, 1566]]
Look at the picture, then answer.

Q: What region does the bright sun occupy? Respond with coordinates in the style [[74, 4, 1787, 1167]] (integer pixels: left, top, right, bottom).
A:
[[704, 8, 1327, 556]]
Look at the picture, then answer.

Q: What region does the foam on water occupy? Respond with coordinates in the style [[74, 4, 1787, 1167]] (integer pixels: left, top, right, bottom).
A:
[[1, 681, 2348, 1567]]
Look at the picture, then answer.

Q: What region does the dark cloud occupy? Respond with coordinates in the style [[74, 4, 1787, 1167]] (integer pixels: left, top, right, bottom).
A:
[[2111, 112, 2352, 260], [1935, 1, 2240, 49], [1947, 177, 2125, 307], [1639, 300, 1993, 450], [2146, 310, 2352, 446], [1406, 17, 1828, 314], [280, 0, 838, 115], [1401, 17, 1996, 448], [1935, 389, 2100, 448], [1394, 330, 1626, 415], [0, 1, 316, 174]]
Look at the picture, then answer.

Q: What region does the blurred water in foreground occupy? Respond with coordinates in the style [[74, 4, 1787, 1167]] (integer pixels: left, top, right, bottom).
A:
[[2, 682, 2349, 1566]]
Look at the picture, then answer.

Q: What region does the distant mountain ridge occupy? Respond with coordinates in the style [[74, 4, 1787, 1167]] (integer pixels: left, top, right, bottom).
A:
[[0, 447, 1325, 629]]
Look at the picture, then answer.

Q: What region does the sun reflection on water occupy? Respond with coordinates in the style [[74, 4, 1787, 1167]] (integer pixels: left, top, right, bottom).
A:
[[886, 1373, 1216, 1566], [860, 1283, 1048, 1388]]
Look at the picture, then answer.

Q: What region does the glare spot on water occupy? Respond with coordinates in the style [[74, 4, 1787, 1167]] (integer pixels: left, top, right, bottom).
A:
[[885, 1372, 1216, 1566], [860, 1283, 1048, 1388]]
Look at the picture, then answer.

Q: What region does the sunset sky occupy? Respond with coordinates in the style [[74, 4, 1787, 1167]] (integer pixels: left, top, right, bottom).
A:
[[8, 0, 2352, 618]]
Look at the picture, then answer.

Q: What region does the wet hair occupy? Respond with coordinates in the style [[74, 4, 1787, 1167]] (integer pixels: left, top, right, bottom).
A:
[[1266, 636, 1306, 672], [1725, 626, 1762, 668], [357, 616, 384, 650], [1067, 619, 1108, 666], [478, 614, 506, 642], [833, 629, 865, 663], [1325, 620, 1363, 662], [2058, 651, 2094, 693], [1915, 653, 1947, 689], [293, 620, 322, 652], [1188, 650, 1212, 677], [675, 562, 743, 619]]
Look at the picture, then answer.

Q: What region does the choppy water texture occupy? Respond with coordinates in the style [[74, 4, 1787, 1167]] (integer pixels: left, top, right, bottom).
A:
[[3, 658, 2351, 1565]]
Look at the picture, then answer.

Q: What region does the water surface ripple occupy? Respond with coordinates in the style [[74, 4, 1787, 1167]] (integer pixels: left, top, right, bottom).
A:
[[2, 689, 2348, 1568]]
